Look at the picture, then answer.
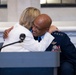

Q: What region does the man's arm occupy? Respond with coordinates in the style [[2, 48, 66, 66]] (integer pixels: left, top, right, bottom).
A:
[[61, 33, 76, 63], [3, 26, 13, 39]]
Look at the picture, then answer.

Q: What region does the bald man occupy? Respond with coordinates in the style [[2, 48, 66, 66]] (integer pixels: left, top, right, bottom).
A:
[[32, 14, 76, 75]]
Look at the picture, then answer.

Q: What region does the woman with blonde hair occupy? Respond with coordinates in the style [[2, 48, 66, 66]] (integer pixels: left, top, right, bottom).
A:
[[19, 7, 41, 30], [1, 7, 54, 52]]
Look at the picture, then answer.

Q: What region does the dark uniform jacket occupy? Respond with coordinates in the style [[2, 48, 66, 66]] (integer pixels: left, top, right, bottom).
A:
[[46, 31, 76, 64]]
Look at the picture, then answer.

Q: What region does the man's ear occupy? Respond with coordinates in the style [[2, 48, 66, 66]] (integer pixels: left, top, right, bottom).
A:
[[46, 27, 49, 31]]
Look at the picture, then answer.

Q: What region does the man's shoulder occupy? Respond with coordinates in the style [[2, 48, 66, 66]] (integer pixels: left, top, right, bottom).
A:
[[51, 31, 66, 37]]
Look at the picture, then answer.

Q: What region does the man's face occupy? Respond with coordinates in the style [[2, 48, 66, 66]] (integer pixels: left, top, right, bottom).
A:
[[32, 21, 48, 37]]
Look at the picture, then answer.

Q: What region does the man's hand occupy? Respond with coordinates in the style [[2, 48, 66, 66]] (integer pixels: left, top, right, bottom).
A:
[[49, 25, 59, 33], [3, 26, 14, 39]]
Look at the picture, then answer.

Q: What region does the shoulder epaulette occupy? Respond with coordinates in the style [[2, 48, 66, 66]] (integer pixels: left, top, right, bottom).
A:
[[52, 31, 64, 36]]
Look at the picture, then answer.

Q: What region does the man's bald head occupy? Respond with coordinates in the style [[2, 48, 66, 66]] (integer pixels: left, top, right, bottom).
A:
[[32, 14, 52, 37], [34, 14, 52, 28]]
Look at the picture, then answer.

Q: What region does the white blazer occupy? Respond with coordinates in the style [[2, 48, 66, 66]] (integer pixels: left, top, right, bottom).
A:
[[1, 23, 54, 52]]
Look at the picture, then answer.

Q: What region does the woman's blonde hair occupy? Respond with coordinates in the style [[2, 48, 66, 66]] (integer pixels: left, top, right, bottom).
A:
[[19, 7, 41, 29]]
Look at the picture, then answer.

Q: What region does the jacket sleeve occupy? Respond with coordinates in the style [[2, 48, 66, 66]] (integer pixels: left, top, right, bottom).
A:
[[23, 32, 54, 51], [61, 33, 76, 63]]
